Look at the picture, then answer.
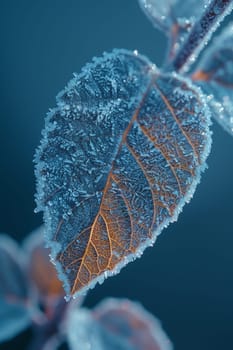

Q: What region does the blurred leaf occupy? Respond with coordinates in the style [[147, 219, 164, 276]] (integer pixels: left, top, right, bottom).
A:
[[192, 23, 233, 136], [42, 335, 64, 350], [138, 0, 208, 59], [0, 235, 31, 342], [35, 49, 211, 299], [23, 226, 65, 302], [67, 298, 172, 350]]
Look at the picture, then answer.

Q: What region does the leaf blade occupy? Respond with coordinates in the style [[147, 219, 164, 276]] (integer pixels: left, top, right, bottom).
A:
[[67, 298, 173, 350], [35, 49, 211, 298]]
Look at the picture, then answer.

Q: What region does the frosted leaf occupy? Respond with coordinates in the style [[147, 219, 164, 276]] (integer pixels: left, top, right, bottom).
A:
[[35, 49, 211, 299], [23, 226, 65, 302], [67, 298, 172, 350], [0, 235, 31, 342], [67, 308, 105, 350], [192, 23, 233, 136], [138, 0, 209, 59]]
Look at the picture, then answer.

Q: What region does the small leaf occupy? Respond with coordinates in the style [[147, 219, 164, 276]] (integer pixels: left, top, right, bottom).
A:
[[23, 226, 65, 302], [138, 0, 209, 59], [35, 49, 211, 298], [67, 298, 172, 350], [192, 23, 233, 135], [0, 235, 31, 342]]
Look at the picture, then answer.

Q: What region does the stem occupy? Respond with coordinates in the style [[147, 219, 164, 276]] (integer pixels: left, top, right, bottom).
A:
[[27, 298, 68, 350], [171, 0, 233, 72]]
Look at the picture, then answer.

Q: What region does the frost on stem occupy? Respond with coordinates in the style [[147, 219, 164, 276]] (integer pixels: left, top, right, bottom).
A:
[[138, 0, 210, 60], [192, 23, 233, 136], [171, 0, 233, 72]]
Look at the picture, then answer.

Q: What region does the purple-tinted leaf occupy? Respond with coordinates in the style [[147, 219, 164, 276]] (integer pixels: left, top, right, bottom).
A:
[[192, 23, 233, 135], [23, 226, 65, 303], [35, 49, 211, 299], [67, 298, 172, 350], [0, 235, 31, 342]]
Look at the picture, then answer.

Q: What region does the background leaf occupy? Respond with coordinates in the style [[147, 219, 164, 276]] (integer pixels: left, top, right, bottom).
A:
[[23, 226, 65, 302], [35, 49, 211, 299], [0, 235, 32, 342], [192, 23, 233, 136], [67, 298, 172, 350], [138, 0, 209, 60]]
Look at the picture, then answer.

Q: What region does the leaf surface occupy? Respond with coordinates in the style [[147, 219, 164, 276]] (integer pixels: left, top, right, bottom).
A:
[[35, 49, 211, 298], [67, 298, 172, 350], [192, 23, 233, 135], [0, 235, 31, 342]]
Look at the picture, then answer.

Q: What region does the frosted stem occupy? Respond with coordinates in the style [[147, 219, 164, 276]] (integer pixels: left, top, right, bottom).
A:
[[171, 0, 233, 72], [27, 299, 68, 350]]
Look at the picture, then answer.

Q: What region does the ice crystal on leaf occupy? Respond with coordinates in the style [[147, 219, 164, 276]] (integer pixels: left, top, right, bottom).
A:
[[35, 49, 211, 299]]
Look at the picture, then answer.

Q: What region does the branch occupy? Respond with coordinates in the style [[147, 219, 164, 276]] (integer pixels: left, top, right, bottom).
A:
[[171, 0, 233, 72]]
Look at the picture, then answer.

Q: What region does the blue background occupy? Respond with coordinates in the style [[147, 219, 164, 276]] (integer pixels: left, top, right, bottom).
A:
[[0, 1, 233, 349]]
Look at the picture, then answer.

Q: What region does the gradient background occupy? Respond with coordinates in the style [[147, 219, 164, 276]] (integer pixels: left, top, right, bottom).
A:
[[0, 1, 233, 349]]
